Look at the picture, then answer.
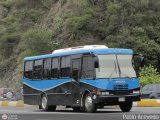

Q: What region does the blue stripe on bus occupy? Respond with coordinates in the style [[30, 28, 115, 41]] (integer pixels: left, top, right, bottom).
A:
[[23, 79, 71, 91], [23, 78, 139, 91], [80, 78, 139, 90]]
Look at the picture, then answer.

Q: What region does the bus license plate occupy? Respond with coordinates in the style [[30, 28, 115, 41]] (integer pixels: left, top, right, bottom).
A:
[[119, 97, 125, 102]]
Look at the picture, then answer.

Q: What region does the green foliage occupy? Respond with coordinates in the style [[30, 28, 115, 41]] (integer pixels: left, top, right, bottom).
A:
[[59, 0, 66, 6], [0, 16, 21, 58], [0, 0, 15, 9], [107, 3, 121, 14], [40, 0, 57, 9], [14, 0, 27, 7], [67, 14, 92, 34], [66, 0, 95, 38], [1, 0, 160, 89], [72, 0, 89, 6], [54, 15, 63, 33], [15, 8, 45, 23], [139, 65, 160, 87], [22, 28, 59, 55]]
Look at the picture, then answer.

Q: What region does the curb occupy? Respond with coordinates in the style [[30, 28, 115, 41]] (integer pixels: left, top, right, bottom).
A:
[[0, 101, 37, 107], [1, 99, 160, 107], [133, 99, 160, 107]]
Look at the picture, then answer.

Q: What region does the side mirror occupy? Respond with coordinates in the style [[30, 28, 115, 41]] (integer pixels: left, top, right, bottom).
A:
[[133, 54, 145, 76], [133, 54, 145, 67]]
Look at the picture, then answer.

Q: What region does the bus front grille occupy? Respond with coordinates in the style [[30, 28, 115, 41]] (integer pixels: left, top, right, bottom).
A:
[[113, 84, 128, 90]]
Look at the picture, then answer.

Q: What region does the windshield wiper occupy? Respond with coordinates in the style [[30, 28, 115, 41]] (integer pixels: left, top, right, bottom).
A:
[[109, 61, 117, 78], [115, 55, 121, 77], [115, 55, 132, 79]]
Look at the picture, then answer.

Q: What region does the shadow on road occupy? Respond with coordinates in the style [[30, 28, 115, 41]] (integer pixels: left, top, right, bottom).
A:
[[35, 109, 122, 114]]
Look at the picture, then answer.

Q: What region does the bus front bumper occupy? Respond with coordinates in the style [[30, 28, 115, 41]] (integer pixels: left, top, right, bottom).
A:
[[93, 94, 140, 105]]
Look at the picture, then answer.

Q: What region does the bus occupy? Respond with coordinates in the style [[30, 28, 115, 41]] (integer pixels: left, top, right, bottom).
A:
[[22, 45, 142, 113]]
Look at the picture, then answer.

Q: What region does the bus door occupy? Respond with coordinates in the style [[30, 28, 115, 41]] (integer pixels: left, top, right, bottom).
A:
[[71, 58, 81, 106]]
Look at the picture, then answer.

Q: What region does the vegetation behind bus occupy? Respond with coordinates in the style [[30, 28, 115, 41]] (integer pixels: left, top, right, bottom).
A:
[[0, 0, 160, 89], [139, 65, 160, 87]]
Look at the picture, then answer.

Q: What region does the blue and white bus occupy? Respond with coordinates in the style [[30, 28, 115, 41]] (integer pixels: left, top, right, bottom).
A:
[[23, 45, 142, 113]]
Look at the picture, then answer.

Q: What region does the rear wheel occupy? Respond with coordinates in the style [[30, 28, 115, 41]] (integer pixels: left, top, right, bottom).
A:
[[41, 94, 56, 111], [84, 94, 97, 113], [119, 101, 132, 112]]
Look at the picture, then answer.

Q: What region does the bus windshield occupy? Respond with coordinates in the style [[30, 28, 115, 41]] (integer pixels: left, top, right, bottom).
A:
[[96, 54, 136, 78]]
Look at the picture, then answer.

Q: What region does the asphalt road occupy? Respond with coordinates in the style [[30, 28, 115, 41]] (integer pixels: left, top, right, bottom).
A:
[[0, 106, 160, 120]]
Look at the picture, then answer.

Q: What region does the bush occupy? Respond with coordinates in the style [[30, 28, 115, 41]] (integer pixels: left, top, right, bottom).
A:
[[67, 14, 92, 34], [23, 28, 59, 55], [0, 0, 15, 9], [139, 65, 160, 87]]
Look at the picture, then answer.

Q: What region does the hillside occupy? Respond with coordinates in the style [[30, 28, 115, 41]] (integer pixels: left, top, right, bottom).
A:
[[0, 0, 160, 89]]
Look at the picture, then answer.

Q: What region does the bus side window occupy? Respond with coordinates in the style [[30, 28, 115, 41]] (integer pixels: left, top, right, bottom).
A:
[[51, 57, 59, 78], [82, 56, 94, 79], [33, 59, 43, 80], [60, 56, 71, 77], [43, 58, 51, 79], [24, 61, 33, 79]]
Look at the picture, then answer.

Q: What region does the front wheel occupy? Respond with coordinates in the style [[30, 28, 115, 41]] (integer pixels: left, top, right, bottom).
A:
[[84, 94, 97, 113], [119, 101, 132, 112]]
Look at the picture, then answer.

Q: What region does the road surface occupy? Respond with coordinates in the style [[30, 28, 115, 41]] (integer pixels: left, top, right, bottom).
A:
[[0, 106, 160, 120]]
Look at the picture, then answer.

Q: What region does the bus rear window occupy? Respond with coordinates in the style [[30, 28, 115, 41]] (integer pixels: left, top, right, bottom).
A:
[[24, 61, 33, 79]]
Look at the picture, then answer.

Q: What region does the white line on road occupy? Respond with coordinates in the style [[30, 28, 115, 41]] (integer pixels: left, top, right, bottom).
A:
[[35, 119, 53, 120]]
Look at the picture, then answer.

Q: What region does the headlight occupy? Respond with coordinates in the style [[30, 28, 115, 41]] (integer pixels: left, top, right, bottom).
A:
[[102, 92, 109, 95], [132, 90, 140, 94], [96, 91, 109, 95]]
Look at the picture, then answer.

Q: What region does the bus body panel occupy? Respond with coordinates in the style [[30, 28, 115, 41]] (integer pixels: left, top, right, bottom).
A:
[[23, 78, 140, 106], [22, 47, 140, 108], [80, 78, 139, 90]]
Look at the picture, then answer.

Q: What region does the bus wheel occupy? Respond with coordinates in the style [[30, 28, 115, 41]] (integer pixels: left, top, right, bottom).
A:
[[41, 94, 49, 111], [84, 94, 97, 113], [41, 94, 56, 111], [72, 107, 81, 112], [119, 101, 132, 112]]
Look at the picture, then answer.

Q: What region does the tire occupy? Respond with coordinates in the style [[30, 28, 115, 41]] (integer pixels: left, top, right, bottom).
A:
[[84, 94, 97, 113], [72, 107, 81, 112], [41, 94, 56, 111], [119, 101, 132, 112]]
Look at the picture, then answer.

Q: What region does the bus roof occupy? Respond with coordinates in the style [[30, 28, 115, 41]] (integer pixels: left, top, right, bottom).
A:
[[24, 48, 133, 61]]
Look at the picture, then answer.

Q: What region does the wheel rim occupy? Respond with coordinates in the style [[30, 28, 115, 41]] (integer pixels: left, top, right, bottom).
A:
[[85, 96, 93, 110], [42, 96, 47, 109]]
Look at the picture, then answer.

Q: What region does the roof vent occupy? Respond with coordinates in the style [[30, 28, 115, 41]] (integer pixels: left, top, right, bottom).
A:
[[52, 45, 108, 53]]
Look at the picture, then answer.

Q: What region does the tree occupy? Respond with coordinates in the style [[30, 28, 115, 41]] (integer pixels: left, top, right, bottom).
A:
[[22, 28, 59, 55]]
